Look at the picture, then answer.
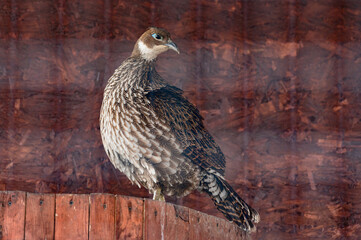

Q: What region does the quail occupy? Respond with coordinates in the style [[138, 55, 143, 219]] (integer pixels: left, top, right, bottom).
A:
[[100, 27, 259, 232]]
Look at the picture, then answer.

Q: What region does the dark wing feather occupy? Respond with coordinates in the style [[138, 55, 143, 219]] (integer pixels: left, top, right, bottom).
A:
[[146, 85, 226, 176]]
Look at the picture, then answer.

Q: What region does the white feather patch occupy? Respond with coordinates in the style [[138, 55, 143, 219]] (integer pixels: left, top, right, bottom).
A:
[[138, 41, 157, 61], [138, 41, 167, 61]]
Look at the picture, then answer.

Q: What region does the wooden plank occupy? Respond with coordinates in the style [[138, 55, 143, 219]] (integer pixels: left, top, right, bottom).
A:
[[163, 203, 190, 240], [54, 194, 89, 240], [89, 193, 115, 240], [25, 193, 55, 240], [115, 195, 143, 240], [144, 199, 164, 240], [189, 209, 246, 240], [143, 198, 245, 240], [189, 210, 213, 240], [0, 191, 26, 240], [144, 200, 190, 240]]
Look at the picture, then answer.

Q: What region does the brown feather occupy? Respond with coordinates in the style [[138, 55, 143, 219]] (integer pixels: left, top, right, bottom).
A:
[[100, 27, 259, 232]]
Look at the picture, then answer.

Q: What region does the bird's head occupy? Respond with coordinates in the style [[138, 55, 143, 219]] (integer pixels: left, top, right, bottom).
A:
[[131, 27, 179, 61]]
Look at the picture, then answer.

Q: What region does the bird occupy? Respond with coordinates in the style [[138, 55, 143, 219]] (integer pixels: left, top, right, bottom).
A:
[[100, 27, 260, 232]]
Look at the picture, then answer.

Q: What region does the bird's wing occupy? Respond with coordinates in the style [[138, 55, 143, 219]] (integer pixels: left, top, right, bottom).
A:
[[146, 85, 226, 176]]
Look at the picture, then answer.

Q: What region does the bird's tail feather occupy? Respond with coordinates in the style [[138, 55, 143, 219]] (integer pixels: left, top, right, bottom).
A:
[[201, 173, 260, 232]]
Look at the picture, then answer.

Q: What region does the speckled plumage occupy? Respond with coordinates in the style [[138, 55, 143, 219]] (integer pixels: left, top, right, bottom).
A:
[[100, 27, 259, 232]]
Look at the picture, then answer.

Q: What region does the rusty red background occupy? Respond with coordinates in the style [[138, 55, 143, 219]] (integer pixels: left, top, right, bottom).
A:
[[0, 0, 360, 239]]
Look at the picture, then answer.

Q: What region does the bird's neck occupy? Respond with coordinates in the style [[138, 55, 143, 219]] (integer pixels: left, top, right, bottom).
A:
[[106, 57, 161, 94], [131, 42, 142, 59]]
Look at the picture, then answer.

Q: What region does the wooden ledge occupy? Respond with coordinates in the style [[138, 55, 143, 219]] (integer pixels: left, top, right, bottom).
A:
[[0, 191, 246, 240]]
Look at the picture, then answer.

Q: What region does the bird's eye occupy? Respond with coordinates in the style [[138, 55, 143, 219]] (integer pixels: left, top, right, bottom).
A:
[[152, 33, 163, 41]]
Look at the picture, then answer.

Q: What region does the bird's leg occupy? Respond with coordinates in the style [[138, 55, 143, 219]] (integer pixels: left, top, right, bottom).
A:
[[153, 188, 165, 201]]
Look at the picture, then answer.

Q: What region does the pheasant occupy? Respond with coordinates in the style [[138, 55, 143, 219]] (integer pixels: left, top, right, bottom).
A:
[[100, 27, 259, 232]]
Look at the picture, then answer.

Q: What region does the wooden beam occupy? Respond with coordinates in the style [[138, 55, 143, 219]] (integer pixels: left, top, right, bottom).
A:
[[0, 191, 248, 239], [115, 195, 143, 240], [189, 209, 245, 240], [89, 193, 115, 240], [0, 191, 26, 240], [25, 193, 55, 240], [54, 194, 89, 240]]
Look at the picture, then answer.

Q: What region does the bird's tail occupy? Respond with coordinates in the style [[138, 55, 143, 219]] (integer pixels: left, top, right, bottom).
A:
[[201, 172, 260, 232]]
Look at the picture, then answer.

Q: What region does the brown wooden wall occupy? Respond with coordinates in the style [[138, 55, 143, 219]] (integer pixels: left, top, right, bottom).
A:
[[0, 191, 244, 240], [0, 0, 360, 239]]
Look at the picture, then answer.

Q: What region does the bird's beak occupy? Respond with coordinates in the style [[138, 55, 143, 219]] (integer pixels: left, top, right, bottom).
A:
[[165, 40, 180, 54]]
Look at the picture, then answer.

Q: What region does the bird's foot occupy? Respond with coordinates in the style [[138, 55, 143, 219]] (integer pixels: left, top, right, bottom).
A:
[[153, 188, 165, 201]]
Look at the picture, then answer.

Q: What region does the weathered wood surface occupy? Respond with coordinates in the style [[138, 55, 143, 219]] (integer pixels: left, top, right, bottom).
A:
[[189, 208, 244, 240], [89, 193, 115, 240], [0, 192, 243, 240], [25, 193, 55, 240], [0, 0, 360, 239], [115, 195, 143, 240], [54, 194, 89, 240], [0, 192, 26, 240]]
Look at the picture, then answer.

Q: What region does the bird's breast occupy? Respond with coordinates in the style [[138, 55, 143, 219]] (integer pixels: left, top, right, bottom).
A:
[[101, 86, 191, 188]]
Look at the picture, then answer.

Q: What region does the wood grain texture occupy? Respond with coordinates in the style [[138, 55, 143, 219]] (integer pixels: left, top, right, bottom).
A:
[[54, 194, 89, 240], [189, 208, 245, 240], [89, 193, 115, 240], [0, 192, 244, 240], [0, 191, 26, 240], [144, 200, 192, 240], [144, 200, 164, 240], [0, 0, 360, 239], [25, 193, 55, 240], [115, 195, 143, 240], [163, 204, 190, 240]]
